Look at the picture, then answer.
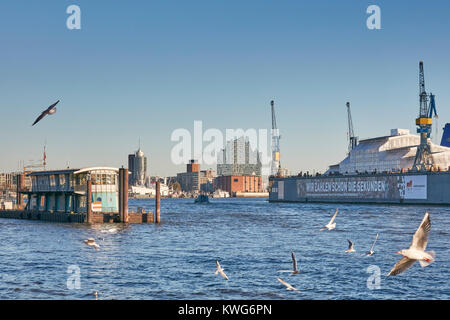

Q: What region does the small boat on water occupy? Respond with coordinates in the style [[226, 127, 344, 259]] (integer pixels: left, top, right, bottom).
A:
[[194, 194, 209, 204]]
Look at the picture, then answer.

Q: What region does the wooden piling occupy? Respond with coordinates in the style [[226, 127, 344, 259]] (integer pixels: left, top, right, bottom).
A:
[[16, 174, 24, 209], [123, 168, 129, 223], [119, 167, 129, 223], [155, 180, 161, 223], [86, 177, 92, 224], [118, 168, 123, 221]]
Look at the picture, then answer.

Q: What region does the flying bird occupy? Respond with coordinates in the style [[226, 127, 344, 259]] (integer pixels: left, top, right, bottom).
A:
[[215, 261, 229, 280], [32, 100, 60, 126], [84, 238, 100, 250], [319, 209, 338, 231], [345, 240, 356, 253], [277, 277, 298, 291], [366, 233, 379, 256], [277, 251, 299, 275], [388, 212, 435, 276]]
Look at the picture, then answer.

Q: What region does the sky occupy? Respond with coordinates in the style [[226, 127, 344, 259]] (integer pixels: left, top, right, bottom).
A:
[[0, 0, 449, 177]]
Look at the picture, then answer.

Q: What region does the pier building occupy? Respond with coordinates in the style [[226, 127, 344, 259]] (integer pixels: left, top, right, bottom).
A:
[[26, 167, 119, 213]]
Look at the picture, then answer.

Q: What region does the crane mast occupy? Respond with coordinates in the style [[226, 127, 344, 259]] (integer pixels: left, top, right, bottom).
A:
[[346, 102, 358, 154], [270, 100, 281, 176], [413, 61, 437, 171]]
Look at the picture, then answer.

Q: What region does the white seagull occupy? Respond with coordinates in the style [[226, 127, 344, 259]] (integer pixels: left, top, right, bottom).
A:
[[345, 240, 356, 253], [101, 228, 118, 234], [84, 238, 100, 250], [319, 209, 338, 231], [366, 233, 379, 256], [277, 252, 299, 275], [32, 100, 60, 126], [215, 261, 229, 280], [277, 277, 298, 291], [388, 212, 435, 276]]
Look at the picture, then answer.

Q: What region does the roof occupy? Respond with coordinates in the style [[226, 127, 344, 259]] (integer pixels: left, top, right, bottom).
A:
[[28, 169, 79, 176], [27, 167, 119, 176], [74, 167, 119, 174]]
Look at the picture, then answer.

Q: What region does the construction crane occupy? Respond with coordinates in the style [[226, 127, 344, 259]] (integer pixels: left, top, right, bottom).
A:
[[270, 100, 281, 176], [23, 144, 46, 174], [346, 102, 358, 154], [412, 61, 438, 171]]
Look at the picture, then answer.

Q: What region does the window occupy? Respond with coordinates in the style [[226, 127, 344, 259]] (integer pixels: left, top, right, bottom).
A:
[[59, 174, 66, 186], [50, 175, 56, 187]]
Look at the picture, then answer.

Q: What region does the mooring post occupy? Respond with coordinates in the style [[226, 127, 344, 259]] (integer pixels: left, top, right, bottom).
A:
[[118, 167, 129, 223], [118, 168, 124, 222], [16, 174, 24, 209], [123, 168, 129, 223], [86, 175, 92, 224], [155, 180, 161, 224]]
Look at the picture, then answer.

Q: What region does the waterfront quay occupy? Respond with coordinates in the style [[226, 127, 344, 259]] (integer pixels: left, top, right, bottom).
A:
[[0, 166, 158, 224]]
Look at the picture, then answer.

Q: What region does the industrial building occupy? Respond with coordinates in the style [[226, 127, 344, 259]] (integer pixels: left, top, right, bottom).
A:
[[175, 160, 217, 193], [128, 148, 147, 186], [0, 172, 31, 191], [214, 175, 263, 196], [214, 137, 266, 196], [177, 160, 200, 192]]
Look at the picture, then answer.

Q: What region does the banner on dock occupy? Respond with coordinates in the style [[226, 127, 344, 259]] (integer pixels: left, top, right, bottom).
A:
[[294, 175, 427, 200], [400, 175, 427, 199]]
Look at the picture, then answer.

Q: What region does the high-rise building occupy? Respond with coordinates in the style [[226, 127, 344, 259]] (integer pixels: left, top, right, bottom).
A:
[[217, 136, 262, 176], [128, 148, 147, 186]]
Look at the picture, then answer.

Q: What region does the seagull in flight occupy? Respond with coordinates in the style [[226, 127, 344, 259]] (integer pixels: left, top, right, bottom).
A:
[[345, 240, 356, 253], [319, 209, 338, 231], [32, 100, 60, 126], [84, 238, 100, 250], [366, 233, 379, 256], [277, 252, 299, 275], [388, 212, 435, 276], [215, 261, 229, 280], [277, 277, 298, 291]]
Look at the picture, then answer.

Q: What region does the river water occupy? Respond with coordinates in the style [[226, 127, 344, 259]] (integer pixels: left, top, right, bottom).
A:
[[0, 198, 448, 299]]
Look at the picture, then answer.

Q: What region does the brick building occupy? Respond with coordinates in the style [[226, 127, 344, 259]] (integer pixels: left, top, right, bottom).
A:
[[214, 175, 263, 196]]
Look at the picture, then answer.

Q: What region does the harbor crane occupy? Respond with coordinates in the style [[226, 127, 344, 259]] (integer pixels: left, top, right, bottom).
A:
[[346, 102, 358, 154], [412, 61, 438, 171], [270, 100, 281, 176]]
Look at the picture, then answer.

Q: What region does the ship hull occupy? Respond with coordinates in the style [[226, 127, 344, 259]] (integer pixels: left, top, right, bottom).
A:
[[269, 171, 450, 205]]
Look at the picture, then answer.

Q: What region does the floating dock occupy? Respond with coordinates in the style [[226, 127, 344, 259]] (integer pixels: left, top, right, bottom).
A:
[[269, 171, 450, 205]]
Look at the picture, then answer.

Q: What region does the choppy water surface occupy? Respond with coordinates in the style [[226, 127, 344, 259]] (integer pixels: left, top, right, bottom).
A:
[[0, 198, 449, 299]]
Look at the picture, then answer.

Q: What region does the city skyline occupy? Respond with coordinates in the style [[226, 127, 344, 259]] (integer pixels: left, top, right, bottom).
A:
[[1, 0, 449, 176]]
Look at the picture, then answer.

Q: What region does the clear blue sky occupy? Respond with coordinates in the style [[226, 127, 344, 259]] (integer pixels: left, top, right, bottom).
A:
[[1, 0, 449, 176]]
